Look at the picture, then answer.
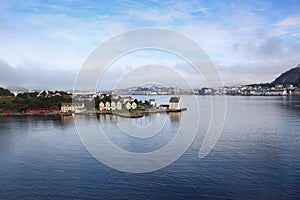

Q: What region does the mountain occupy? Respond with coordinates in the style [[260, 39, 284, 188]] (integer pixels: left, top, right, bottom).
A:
[[271, 64, 300, 86], [6, 85, 28, 92]]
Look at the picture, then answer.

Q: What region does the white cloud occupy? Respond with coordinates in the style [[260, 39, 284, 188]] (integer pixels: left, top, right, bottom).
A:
[[268, 14, 300, 37], [0, 0, 300, 89], [275, 14, 300, 27]]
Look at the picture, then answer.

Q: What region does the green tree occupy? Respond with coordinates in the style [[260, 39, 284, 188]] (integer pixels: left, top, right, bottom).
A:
[[0, 87, 13, 96]]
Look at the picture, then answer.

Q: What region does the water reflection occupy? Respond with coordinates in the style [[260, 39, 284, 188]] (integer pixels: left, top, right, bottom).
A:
[[0, 96, 299, 199], [60, 115, 74, 126], [169, 112, 181, 123], [98, 113, 118, 123], [95, 111, 182, 124], [60, 112, 181, 127], [149, 113, 157, 121]]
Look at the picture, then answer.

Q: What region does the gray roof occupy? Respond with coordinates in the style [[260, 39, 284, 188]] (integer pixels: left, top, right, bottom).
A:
[[169, 97, 180, 103]]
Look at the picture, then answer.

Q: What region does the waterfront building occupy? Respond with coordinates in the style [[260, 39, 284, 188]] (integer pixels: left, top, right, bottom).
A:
[[61, 103, 85, 113], [149, 99, 156, 107], [125, 102, 131, 110], [105, 102, 111, 110], [131, 102, 137, 109], [169, 97, 182, 110], [111, 101, 117, 110], [116, 101, 122, 110], [99, 102, 105, 111]]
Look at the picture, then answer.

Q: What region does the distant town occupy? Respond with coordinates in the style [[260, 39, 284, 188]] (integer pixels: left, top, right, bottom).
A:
[[101, 84, 300, 96], [106, 64, 300, 96], [0, 83, 298, 117], [0, 64, 299, 116]]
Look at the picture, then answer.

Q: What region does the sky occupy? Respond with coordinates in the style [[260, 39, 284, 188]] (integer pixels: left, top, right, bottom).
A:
[[0, 0, 300, 90]]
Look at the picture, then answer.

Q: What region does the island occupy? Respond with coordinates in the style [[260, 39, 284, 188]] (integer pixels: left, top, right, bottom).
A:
[[0, 88, 187, 118], [61, 94, 187, 118]]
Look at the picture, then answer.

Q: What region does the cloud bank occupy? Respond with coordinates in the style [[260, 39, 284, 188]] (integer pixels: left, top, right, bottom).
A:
[[0, 0, 299, 89]]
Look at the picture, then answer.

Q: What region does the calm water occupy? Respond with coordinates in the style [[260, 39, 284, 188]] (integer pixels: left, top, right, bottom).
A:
[[0, 96, 299, 199]]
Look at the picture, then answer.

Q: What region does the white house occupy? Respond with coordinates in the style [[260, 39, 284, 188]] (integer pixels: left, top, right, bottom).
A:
[[125, 101, 137, 110], [149, 99, 156, 107], [99, 100, 137, 111], [131, 102, 137, 109], [159, 104, 169, 110], [105, 102, 111, 110], [61, 103, 85, 113], [122, 97, 130, 104], [125, 102, 131, 109], [111, 101, 116, 110], [99, 102, 105, 111], [169, 97, 182, 110], [117, 101, 122, 110], [112, 95, 119, 100], [265, 90, 285, 96]]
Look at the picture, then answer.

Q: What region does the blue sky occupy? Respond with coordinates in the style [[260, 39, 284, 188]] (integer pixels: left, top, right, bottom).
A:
[[0, 0, 300, 89]]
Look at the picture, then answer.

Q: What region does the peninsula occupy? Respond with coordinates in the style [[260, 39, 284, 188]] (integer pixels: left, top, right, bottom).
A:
[[0, 89, 186, 117]]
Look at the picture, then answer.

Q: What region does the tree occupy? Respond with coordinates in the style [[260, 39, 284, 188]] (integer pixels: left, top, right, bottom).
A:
[[0, 87, 13, 96]]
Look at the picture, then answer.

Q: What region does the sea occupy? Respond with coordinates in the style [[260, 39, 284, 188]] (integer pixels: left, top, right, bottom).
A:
[[0, 95, 299, 200]]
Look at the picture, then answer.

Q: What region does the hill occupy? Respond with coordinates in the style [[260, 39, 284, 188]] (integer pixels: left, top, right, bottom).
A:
[[247, 64, 300, 87], [0, 87, 13, 96], [6, 85, 28, 92], [271, 64, 300, 86]]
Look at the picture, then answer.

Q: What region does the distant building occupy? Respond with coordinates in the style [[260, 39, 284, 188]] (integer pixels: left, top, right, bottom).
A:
[[265, 89, 285, 96], [37, 90, 51, 98], [99, 102, 105, 111], [159, 104, 169, 110], [122, 101, 137, 110], [131, 102, 137, 109], [149, 99, 156, 107], [117, 101, 122, 110], [99, 100, 136, 111], [125, 102, 131, 110], [3, 109, 14, 115], [111, 101, 117, 110], [122, 97, 133, 104], [105, 102, 111, 110], [111, 95, 119, 100], [169, 97, 182, 110], [61, 103, 85, 113]]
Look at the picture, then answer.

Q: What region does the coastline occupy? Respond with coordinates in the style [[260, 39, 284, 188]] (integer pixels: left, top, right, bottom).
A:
[[97, 107, 187, 118], [0, 112, 61, 117], [0, 108, 187, 118]]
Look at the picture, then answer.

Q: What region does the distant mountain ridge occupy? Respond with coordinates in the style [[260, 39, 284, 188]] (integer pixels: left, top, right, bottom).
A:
[[247, 64, 300, 87], [6, 85, 28, 92], [271, 64, 300, 86]]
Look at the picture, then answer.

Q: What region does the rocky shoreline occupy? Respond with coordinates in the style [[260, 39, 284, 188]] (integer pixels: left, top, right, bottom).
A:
[[98, 108, 187, 118], [1, 108, 187, 118]]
